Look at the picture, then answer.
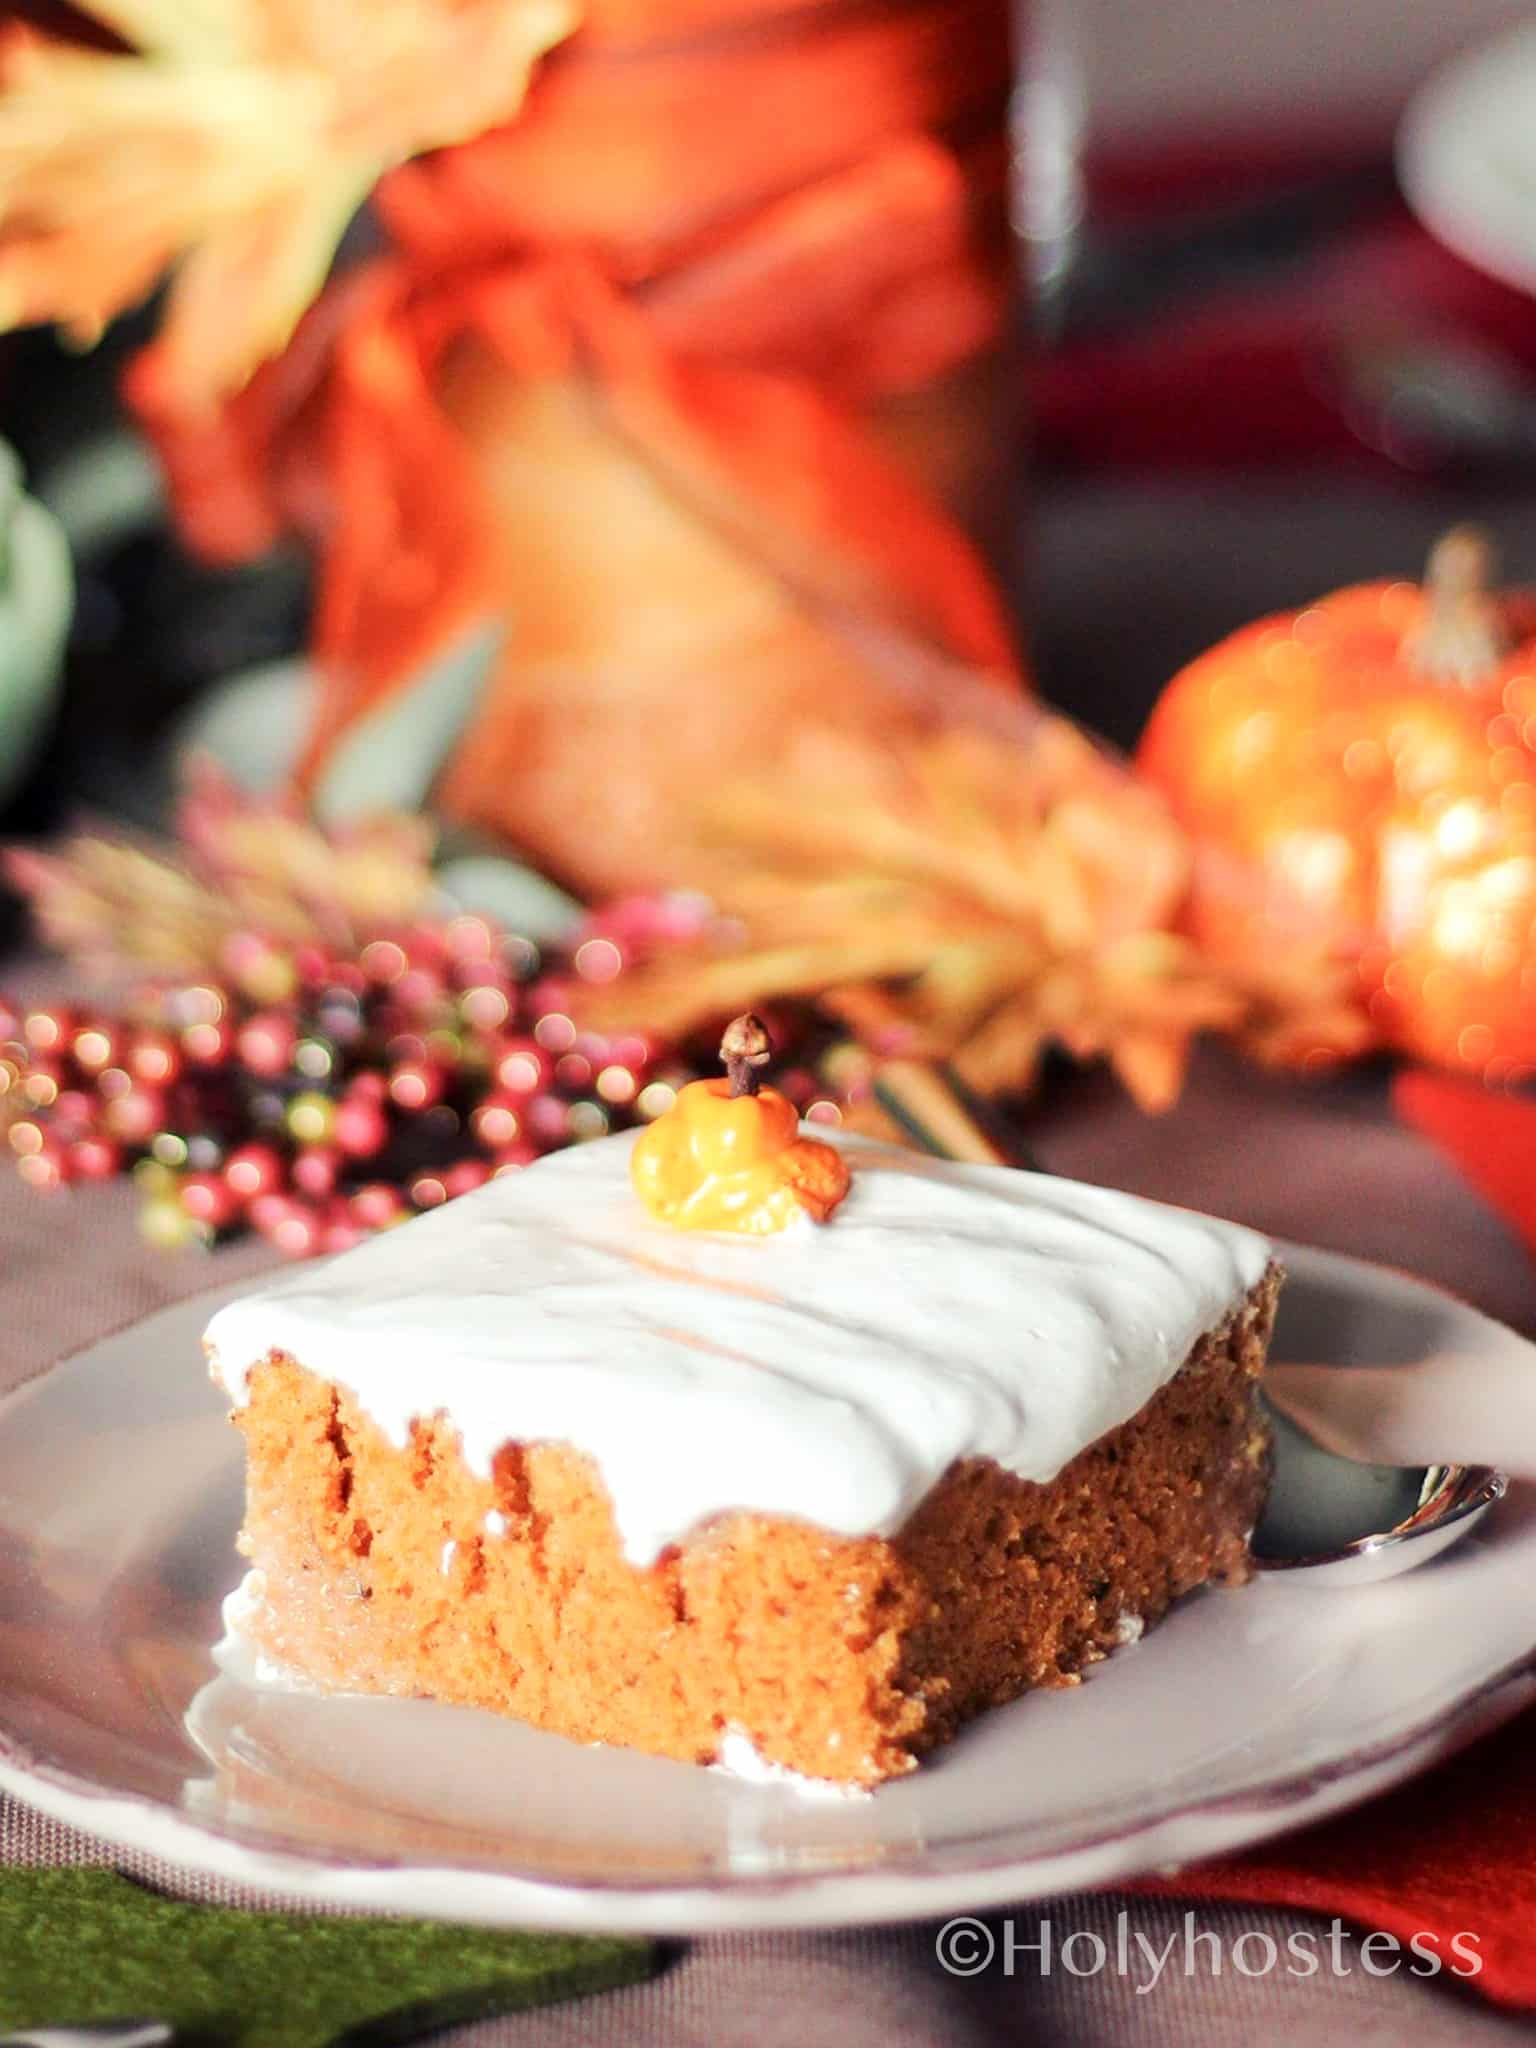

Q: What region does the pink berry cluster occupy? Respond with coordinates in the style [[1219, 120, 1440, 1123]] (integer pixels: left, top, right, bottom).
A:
[[0, 907, 707, 1257]]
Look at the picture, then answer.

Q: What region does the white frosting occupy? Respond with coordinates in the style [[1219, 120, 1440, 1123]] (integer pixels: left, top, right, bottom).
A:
[[213, 1573, 322, 1693], [710, 1725, 872, 1800], [205, 1130, 1270, 1566]]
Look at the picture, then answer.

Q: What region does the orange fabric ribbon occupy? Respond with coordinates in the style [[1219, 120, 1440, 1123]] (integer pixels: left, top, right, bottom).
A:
[[129, 0, 1024, 895]]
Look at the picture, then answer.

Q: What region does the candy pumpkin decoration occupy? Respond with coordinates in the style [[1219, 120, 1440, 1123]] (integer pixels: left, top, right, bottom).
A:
[[1138, 529, 1536, 1081], [631, 1014, 851, 1234]]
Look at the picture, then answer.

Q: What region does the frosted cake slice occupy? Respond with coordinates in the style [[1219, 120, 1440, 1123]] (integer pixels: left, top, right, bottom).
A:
[[206, 1119, 1279, 1787]]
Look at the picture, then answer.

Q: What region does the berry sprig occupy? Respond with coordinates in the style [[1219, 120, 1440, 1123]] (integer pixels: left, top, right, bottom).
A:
[[0, 910, 696, 1256], [0, 899, 867, 1256]]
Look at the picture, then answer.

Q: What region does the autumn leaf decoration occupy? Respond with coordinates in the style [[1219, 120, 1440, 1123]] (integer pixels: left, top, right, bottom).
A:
[[0, 0, 577, 406], [578, 713, 1373, 1112]]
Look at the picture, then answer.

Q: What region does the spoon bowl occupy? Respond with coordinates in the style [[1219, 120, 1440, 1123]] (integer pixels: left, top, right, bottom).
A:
[[1253, 1399, 1506, 1584]]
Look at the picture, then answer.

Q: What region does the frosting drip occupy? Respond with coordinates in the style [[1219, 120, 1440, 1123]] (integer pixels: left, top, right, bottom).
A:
[[205, 1131, 1271, 1565]]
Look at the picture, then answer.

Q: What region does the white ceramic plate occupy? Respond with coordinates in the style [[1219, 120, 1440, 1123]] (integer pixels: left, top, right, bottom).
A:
[[0, 1243, 1531, 1933], [1399, 22, 1536, 296]]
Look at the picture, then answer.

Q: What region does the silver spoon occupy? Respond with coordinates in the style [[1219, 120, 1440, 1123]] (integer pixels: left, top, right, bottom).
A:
[[1258, 1355, 1521, 1583], [872, 1061, 1512, 1586], [1252, 1394, 1505, 1586]]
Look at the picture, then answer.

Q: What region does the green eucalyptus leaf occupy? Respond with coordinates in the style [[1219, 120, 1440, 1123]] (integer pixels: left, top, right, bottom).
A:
[[35, 427, 164, 561], [0, 441, 74, 810], [434, 848, 583, 942], [313, 621, 504, 827], [170, 659, 313, 795]]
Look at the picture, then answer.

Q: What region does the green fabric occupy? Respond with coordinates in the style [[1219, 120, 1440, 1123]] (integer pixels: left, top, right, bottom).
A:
[[0, 1869, 657, 2045]]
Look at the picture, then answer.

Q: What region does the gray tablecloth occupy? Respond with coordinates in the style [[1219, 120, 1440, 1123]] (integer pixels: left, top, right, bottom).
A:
[[2, 961, 1533, 2044]]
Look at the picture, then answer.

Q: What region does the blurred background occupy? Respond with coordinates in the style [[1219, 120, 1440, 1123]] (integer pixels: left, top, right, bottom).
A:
[[3, 0, 1533, 828], [3, 0, 1536, 1262], [1026, 0, 1536, 742], [1075, 0, 1516, 139]]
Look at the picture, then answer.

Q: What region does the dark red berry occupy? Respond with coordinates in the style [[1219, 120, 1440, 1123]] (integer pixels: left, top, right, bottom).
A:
[[334, 1095, 389, 1158], [127, 1032, 181, 1088], [224, 1143, 284, 1201], [71, 1022, 119, 1073], [387, 1060, 445, 1113], [182, 1018, 234, 1066], [237, 1011, 297, 1078], [67, 1135, 121, 1181], [494, 1043, 551, 1095], [349, 1182, 404, 1230], [181, 1172, 239, 1230], [292, 1146, 341, 1200], [23, 1007, 71, 1054], [104, 1086, 165, 1145]]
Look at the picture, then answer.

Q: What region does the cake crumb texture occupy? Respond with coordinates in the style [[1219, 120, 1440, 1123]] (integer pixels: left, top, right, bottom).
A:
[[229, 1266, 1280, 1785]]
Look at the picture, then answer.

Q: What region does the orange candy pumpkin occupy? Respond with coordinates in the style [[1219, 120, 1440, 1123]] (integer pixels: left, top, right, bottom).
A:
[[1138, 530, 1536, 1082], [630, 1014, 851, 1234]]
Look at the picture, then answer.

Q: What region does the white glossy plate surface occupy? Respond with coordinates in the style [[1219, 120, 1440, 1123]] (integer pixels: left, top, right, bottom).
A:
[[0, 1243, 1531, 1932], [1400, 23, 1536, 295]]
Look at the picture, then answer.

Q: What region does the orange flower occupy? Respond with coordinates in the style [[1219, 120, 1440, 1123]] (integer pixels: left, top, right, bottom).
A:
[[0, 0, 576, 406], [578, 704, 1373, 1112]]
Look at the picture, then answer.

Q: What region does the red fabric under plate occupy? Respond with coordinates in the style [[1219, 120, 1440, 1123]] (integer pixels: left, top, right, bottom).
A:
[[1130, 1698, 1536, 2007]]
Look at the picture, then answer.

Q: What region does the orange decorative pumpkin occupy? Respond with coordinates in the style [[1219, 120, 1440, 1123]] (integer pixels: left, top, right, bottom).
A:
[[631, 1014, 851, 1234], [1138, 530, 1536, 1082]]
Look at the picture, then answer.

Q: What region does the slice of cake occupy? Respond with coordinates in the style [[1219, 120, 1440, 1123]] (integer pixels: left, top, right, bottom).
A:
[[205, 1023, 1279, 1788]]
